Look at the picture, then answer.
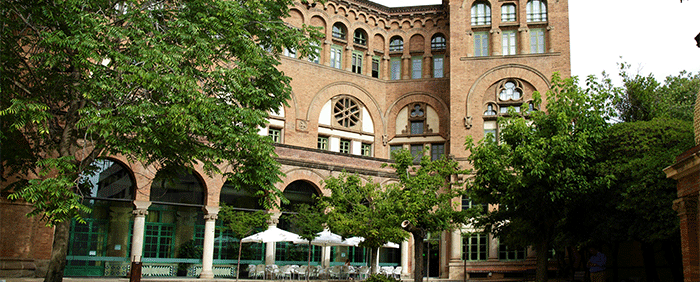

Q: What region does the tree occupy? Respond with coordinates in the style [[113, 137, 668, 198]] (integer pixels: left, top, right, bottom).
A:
[[218, 206, 270, 282], [320, 173, 408, 274], [387, 149, 469, 282], [466, 74, 615, 282], [285, 203, 327, 281], [0, 0, 319, 281], [613, 62, 699, 122]]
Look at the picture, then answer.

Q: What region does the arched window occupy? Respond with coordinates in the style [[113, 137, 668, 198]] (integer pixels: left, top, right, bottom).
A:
[[353, 29, 367, 45], [389, 36, 404, 52], [501, 4, 516, 22], [498, 80, 523, 101], [484, 104, 497, 116], [431, 34, 446, 50], [527, 0, 547, 22], [471, 2, 491, 26], [332, 23, 346, 40]]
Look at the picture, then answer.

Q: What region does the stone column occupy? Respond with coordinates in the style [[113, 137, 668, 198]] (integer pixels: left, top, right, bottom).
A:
[[423, 54, 432, 78], [490, 28, 501, 56], [200, 206, 220, 279], [130, 200, 151, 280], [383, 55, 390, 80], [450, 230, 462, 261], [345, 46, 354, 72], [401, 240, 410, 275], [546, 26, 555, 53], [402, 55, 410, 80], [488, 233, 498, 261]]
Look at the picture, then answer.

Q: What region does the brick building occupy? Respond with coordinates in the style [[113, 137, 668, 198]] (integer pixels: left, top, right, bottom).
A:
[[0, 0, 570, 279]]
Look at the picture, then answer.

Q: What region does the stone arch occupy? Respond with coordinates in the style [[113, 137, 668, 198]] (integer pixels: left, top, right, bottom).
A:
[[466, 64, 551, 118], [409, 33, 425, 52], [385, 92, 450, 140], [279, 168, 326, 196], [401, 19, 412, 29], [287, 8, 304, 28], [309, 15, 327, 33], [372, 33, 386, 52], [306, 82, 386, 138]]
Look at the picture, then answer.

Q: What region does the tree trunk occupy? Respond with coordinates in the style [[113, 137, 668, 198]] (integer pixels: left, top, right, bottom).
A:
[[44, 220, 71, 282], [610, 242, 620, 282], [641, 241, 660, 282], [412, 231, 425, 282], [535, 239, 549, 282], [236, 240, 243, 281], [369, 247, 379, 274]]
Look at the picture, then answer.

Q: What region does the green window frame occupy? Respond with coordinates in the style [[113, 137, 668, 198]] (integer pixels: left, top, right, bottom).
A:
[[352, 51, 363, 74], [268, 127, 281, 143], [144, 222, 175, 258], [499, 245, 527, 261], [501, 4, 516, 22], [530, 28, 545, 54], [410, 144, 423, 164], [318, 136, 329, 150], [471, 2, 491, 26], [411, 56, 422, 79], [474, 32, 489, 57], [526, 0, 547, 22], [340, 139, 351, 154], [502, 30, 517, 55], [330, 45, 342, 69], [371, 56, 380, 78], [390, 57, 401, 80], [361, 143, 372, 157], [463, 233, 488, 261], [433, 55, 444, 78]]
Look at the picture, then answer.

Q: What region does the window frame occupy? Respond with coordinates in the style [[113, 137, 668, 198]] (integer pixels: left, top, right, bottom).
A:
[[352, 51, 363, 74], [431, 35, 446, 50], [390, 57, 401, 80], [268, 127, 282, 143], [332, 23, 347, 40], [471, 2, 492, 26], [389, 37, 404, 52], [411, 56, 422, 79], [530, 28, 546, 54], [361, 143, 372, 157], [463, 233, 489, 261], [474, 32, 489, 57], [339, 139, 351, 154], [353, 29, 367, 46], [433, 55, 444, 78], [502, 30, 517, 55], [318, 136, 329, 150], [330, 44, 343, 69], [501, 4, 517, 22], [371, 56, 380, 78], [526, 0, 547, 22]]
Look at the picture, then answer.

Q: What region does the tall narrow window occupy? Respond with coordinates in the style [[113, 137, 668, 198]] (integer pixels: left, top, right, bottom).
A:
[[371, 56, 380, 78], [474, 32, 489, 57], [268, 128, 282, 143], [309, 42, 320, 63], [283, 48, 296, 58], [471, 2, 491, 26], [390, 145, 403, 159], [502, 30, 517, 55], [352, 51, 363, 74], [501, 4, 516, 22], [412, 56, 422, 79], [484, 104, 497, 116], [433, 55, 444, 78], [431, 143, 445, 161], [317, 136, 329, 150], [526, 0, 547, 22], [530, 28, 545, 53], [361, 143, 372, 157], [389, 37, 404, 52], [410, 144, 423, 164], [339, 139, 351, 154], [390, 57, 401, 80], [330, 45, 342, 69]]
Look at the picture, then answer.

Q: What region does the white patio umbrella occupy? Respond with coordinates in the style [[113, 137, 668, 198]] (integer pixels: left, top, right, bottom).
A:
[[293, 229, 348, 247], [341, 236, 400, 248], [241, 225, 302, 243]]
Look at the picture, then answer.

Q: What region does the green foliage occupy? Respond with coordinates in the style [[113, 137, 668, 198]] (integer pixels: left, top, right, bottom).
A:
[[596, 118, 693, 242], [1, 0, 320, 225], [365, 274, 401, 282], [320, 173, 407, 250], [219, 205, 270, 239], [613, 62, 699, 122], [285, 203, 327, 241], [177, 239, 204, 259], [387, 149, 470, 236], [466, 73, 615, 281]]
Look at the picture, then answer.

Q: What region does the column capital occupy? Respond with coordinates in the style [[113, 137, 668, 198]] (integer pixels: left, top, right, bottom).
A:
[[203, 214, 218, 221], [132, 209, 149, 216]]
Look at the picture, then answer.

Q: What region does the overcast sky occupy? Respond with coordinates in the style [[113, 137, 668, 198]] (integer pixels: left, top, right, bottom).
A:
[[371, 0, 700, 83]]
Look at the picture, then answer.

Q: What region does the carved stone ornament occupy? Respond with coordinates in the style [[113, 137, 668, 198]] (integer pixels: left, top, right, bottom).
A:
[[132, 209, 149, 216], [204, 214, 219, 221], [464, 116, 473, 129], [382, 134, 388, 146], [296, 119, 308, 132]]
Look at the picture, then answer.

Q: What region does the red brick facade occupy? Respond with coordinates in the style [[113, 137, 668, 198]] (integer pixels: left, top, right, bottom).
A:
[[1, 0, 571, 279]]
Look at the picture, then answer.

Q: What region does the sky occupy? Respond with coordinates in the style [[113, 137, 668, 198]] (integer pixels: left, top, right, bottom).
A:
[[371, 0, 700, 84]]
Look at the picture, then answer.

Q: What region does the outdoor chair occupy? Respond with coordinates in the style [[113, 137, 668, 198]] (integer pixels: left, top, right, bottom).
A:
[[308, 265, 319, 279], [278, 265, 294, 280], [357, 266, 370, 280], [254, 264, 266, 279], [317, 266, 330, 279], [296, 265, 308, 280], [247, 264, 257, 278], [267, 264, 280, 279], [380, 266, 394, 277], [392, 266, 402, 279], [329, 265, 343, 279]]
